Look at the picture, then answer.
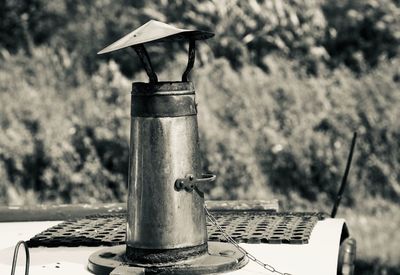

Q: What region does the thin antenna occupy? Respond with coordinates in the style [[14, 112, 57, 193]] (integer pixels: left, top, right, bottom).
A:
[[331, 132, 358, 218]]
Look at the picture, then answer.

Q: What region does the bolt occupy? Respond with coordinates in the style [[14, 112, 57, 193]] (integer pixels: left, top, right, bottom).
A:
[[219, 250, 235, 256], [100, 252, 117, 259]]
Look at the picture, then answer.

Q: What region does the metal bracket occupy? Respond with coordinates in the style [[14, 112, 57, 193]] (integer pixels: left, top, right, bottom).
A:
[[182, 39, 196, 82], [175, 173, 216, 192], [133, 39, 196, 83], [132, 44, 158, 83]]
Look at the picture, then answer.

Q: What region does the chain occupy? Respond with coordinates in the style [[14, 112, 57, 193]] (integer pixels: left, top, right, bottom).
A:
[[204, 206, 292, 275]]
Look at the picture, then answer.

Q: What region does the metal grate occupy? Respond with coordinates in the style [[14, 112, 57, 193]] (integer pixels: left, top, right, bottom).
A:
[[207, 211, 324, 244], [27, 211, 324, 248]]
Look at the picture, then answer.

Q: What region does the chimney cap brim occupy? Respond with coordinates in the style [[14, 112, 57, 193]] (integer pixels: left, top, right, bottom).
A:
[[98, 20, 214, 55]]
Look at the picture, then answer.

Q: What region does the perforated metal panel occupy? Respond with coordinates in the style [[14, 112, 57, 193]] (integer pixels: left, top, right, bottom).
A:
[[27, 211, 324, 248], [207, 211, 324, 244]]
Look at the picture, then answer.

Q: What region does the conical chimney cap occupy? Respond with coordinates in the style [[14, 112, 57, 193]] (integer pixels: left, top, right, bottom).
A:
[[98, 20, 214, 54]]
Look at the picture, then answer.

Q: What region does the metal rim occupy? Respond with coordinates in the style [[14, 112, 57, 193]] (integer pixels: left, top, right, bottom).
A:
[[132, 82, 194, 95], [88, 242, 248, 275]]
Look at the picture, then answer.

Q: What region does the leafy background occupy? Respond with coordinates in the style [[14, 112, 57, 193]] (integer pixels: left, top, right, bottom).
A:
[[1, 0, 400, 274]]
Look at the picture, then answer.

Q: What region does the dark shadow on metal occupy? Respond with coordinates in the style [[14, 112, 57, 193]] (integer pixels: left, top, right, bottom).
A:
[[125, 243, 208, 264]]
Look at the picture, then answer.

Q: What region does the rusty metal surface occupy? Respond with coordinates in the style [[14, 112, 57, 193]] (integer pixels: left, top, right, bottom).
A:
[[125, 243, 208, 264], [127, 115, 207, 249], [98, 20, 214, 55], [131, 93, 197, 117], [132, 81, 195, 94], [27, 211, 324, 248], [127, 80, 207, 250], [88, 242, 248, 275], [131, 82, 197, 117]]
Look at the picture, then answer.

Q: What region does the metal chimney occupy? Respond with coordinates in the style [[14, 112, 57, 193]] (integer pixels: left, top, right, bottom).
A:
[[87, 20, 248, 274]]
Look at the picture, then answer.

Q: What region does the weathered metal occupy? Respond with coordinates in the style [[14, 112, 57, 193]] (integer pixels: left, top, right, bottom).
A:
[[26, 210, 322, 248], [97, 20, 213, 55], [127, 81, 208, 251], [131, 82, 197, 117], [88, 243, 247, 275], [87, 20, 251, 274], [175, 173, 216, 192]]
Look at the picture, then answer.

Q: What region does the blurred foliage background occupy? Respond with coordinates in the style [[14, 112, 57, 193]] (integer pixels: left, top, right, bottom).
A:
[[1, 0, 400, 274]]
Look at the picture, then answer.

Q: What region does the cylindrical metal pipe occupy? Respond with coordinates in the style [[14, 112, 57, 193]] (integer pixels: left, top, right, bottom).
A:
[[338, 238, 356, 275], [126, 82, 207, 260]]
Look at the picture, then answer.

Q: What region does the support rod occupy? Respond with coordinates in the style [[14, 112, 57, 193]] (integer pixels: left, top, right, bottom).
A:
[[182, 39, 196, 82], [331, 132, 357, 218], [133, 44, 158, 83]]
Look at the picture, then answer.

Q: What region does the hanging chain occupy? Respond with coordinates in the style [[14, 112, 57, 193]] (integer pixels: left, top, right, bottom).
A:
[[204, 206, 292, 275]]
